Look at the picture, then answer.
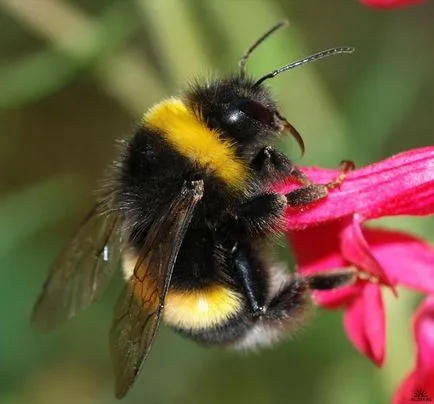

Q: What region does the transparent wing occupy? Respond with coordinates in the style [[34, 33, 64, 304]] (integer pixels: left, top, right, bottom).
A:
[[110, 180, 204, 398], [31, 203, 123, 330]]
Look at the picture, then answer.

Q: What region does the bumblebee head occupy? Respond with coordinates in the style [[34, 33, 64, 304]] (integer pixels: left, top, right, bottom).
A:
[[187, 76, 292, 149], [187, 21, 353, 156]]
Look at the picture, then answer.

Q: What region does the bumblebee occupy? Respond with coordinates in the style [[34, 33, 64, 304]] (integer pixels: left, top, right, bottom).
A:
[[32, 21, 355, 398]]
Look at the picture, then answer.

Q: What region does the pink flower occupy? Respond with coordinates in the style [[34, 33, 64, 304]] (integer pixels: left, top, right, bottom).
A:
[[278, 147, 434, 229], [277, 147, 434, 370], [360, 0, 425, 9], [393, 296, 434, 403]]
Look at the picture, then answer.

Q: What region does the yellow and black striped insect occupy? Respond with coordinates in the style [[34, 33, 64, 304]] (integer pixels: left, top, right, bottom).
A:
[[32, 21, 355, 398]]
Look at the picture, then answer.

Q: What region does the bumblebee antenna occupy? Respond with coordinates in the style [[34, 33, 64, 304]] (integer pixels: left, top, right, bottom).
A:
[[239, 20, 289, 78], [254, 46, 355, 87]]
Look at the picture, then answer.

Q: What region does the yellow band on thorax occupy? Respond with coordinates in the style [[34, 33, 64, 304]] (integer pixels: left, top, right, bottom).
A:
[[144, 98, 248, 191]]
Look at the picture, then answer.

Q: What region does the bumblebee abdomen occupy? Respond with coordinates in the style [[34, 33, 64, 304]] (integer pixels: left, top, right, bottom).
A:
[[122, 253, 244, 331], [164, 286, 243, 330]]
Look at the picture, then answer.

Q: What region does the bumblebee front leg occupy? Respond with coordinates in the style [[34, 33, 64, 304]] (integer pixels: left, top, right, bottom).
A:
[[221, 165, 353, 239], [221, 187, 329, 240], [252, 146, 354, 208], [222, 149, 353, 239], [284, 160, 354, 207], [251, 146, 311, 184], [219, 193, 287, 240]]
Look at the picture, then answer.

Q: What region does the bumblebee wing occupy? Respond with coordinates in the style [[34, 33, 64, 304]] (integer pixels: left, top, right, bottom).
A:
[[31, 203, 123, 330], [110, 180, 204, 399]]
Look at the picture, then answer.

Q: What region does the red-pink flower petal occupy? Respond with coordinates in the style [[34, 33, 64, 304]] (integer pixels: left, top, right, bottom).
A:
[[279, 147, 434, 230], [414, 297, 434, 371], [288, 220, 363, 308], [361, 0, 425, 9], [393, 297, 434, 403], [314, 280, 363, 309], [341, 214, 392, 286], [364, 228, 434, 294], [343, 283, 385, 366], [290, 217, 434, 294], [394, 372, 434, 404], [289, 221, 347, 273]]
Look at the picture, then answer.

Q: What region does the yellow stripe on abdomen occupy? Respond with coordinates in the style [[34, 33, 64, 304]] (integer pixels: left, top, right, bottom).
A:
[[122, 254, 242, 330], [144, 98, 248, 191], [164, 286, 242, 330]]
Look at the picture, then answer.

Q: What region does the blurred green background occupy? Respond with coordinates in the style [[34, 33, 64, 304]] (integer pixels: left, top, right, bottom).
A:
[[1, 0, 434, 403]]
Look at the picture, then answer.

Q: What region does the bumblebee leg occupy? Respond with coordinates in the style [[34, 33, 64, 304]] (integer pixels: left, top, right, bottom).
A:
[[265, 269, 355, 321], [218, 193, 286, 240], [265, 274, 310, 322], [306, 268, 356, 290], [284, 184, 328, 207], [222, 159, 354, 236], [230, 242, 267, 316], [220, 159, 354, 236], [284, 160, 354, 208], [251, 146, 311, 184], [222, 185, 325, 239], [252, 146, 354, 206], [231, 274, 312, 350], [231, 249, 356, 321]]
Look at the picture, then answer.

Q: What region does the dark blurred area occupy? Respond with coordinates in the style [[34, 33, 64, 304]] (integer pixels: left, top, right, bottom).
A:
[[1, 1, 433, 403]]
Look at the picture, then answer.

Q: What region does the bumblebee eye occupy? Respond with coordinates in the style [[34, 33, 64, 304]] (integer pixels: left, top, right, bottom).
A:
[[237, 100, 274, 126]]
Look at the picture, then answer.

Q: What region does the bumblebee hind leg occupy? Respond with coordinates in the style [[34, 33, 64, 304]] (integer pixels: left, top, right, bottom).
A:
[[232, 274, 311, 350], [266, 274, 310, 323], [265, 269, 355, 323], [233, 268, 355, 350]]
